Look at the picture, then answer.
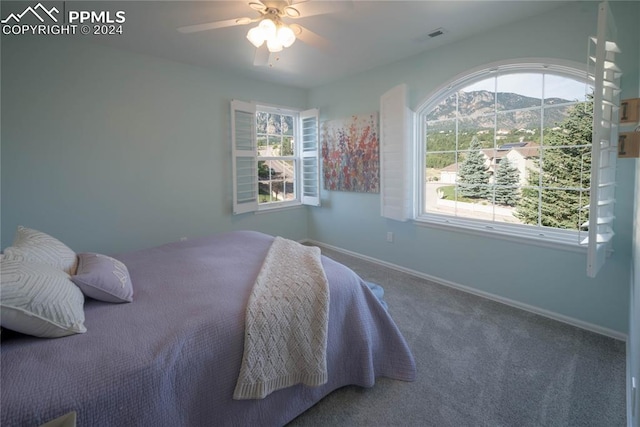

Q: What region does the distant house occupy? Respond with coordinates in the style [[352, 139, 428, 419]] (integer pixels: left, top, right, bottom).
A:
[[502, 142, 540, 185], [439, 163, 459, 184], [439, 141, 539, 185]]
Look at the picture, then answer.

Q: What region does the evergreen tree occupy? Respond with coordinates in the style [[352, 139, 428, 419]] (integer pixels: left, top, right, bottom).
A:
[[494, 157, 520, 206], [258, 161, 271, 180], [515, 100, 593, 229], [458, 136, 490, 199]]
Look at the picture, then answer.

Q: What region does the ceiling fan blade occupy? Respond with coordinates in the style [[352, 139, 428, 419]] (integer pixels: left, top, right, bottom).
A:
[[253, 46, 272, 67], [249, 1, 267, 12], [285, 0, 353, 19], [177, 17, 254, 34], [290, 24, 332, 52]]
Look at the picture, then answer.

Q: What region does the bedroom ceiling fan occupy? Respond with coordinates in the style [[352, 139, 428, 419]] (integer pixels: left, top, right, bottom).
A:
[[177, 0, 351, 66]]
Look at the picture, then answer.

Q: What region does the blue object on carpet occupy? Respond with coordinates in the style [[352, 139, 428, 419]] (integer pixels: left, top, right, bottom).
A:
[[365, 281, 388, 310]]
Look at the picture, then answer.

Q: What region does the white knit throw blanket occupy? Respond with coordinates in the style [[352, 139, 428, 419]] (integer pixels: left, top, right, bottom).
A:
[[233, 237, 330, 400]]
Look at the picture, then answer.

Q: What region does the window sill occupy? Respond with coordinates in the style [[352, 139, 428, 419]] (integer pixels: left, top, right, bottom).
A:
[[255, 201, 304, 214], [414, 213, 588, 254]]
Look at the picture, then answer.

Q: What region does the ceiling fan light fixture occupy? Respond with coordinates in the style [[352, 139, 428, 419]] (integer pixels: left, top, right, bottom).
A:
[[244, 14, 297, 54], [277, 25, 296, 48], [246, 26, 265, 48], [266, 37, 283, 53], [258, 18, 277, 38], [179, 0, 338, 62]]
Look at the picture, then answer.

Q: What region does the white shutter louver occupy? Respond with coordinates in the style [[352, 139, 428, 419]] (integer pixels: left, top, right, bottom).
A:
[[380, 84, 413, 221], [231, 100, 258, 214], [300, 108, 320, 206], [583, 1, 621, 278]]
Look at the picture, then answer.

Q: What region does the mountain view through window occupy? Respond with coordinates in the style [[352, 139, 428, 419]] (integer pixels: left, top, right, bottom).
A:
[[423, 72, 592, 231]]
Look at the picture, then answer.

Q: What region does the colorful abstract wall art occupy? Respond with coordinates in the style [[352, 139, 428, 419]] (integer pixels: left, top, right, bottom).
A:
[[321, 113, 379, 193]]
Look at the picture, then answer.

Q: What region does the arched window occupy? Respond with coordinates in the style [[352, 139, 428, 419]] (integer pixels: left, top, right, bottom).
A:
[[416, 62, 596, 246]]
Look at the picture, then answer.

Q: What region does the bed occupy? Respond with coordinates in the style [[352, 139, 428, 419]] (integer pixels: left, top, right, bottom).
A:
[[1, 229, 416, 426]]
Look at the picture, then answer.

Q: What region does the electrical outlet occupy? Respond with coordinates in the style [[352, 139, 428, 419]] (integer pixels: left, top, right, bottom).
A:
[[179, 237, 187, 241], [386, 232, 394, 243]]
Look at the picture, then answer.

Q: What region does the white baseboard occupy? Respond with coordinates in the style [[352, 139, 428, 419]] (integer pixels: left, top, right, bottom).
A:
[[304, 239, 627, 342]]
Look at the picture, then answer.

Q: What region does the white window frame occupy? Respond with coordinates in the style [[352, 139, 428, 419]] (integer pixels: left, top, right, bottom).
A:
[[231, 100, 319, 214], [413, 59, 599, 251], [256, 104, 303, 211]]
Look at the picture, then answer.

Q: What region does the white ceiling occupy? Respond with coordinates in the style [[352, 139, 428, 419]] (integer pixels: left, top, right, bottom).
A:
[[83, 0, 571, 89]]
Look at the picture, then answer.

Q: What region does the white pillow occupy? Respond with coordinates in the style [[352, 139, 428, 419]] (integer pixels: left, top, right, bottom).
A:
[[3, 226, 78, 275], [0, 258, 86, 338]]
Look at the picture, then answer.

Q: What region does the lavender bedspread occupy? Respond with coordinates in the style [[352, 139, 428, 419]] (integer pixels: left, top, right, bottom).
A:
[[1, 231, 416, 426]]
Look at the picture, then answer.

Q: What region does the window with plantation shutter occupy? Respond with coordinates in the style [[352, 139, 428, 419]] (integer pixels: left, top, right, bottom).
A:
[[300, 109, 320, 206], [582, 1, 621, 278], [231, 100, 258, 215], [230, 101, 320, 214], [380, 84, 413, 221]]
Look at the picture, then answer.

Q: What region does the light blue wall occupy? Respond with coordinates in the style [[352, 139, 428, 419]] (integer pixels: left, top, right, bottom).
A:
[[308, 1, 640, 334], [1, 36, 309, 254]]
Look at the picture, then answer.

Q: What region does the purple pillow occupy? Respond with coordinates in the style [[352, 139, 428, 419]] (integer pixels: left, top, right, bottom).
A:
[[71, 253, 133, 303]]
